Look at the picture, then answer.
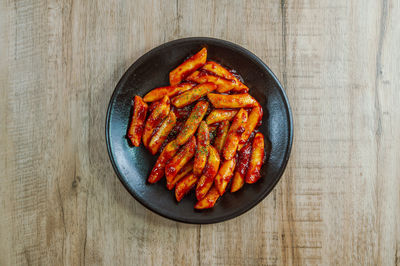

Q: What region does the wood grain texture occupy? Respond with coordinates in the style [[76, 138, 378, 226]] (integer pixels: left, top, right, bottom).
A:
[[1, 0, 399, 265]]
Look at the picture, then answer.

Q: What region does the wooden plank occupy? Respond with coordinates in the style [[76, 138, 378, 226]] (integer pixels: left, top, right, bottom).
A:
[[0, 1, 12, 265], [79, 1, 198, 266], [1, 1, 49, 265], [370, 0, 400, 264]]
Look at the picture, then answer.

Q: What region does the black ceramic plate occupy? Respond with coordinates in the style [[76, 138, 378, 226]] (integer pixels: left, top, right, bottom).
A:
[[106, 37, 293, 224]]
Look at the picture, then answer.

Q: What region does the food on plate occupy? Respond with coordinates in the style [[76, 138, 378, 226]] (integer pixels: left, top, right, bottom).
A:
[[213, 120, 230, 154], [245, 132, 265, 184], [128, 48, 268, 209], [142, 96, 170, 147], [175, 101, 208, 145], [166, 161, 193, 190], [147, 140, 180, 183], [148, 100, 160, 113], [214, 158, 236, 195], [148, 111, 176, 155], [127, 96, 148, 146], [175, 173, 199, 202], [194, 186, 220, 209], [222, 108, 248, 160], [201, 61, 249, 92], [208, 124, 218, 136], [165, 136, 196, 183], [195, 146, 220, 200], [171, 82, 216, 108], [205, 109, 238, 125], [187, 70, 236, 93], [207, 93, 258, 109], [169, 47, 207, 85], [143, 83, 196, 102], [238, 105, 263, 150], [207, 124, 218, 143], [231, 141, 252, 192], [193, 121, 210, 176]]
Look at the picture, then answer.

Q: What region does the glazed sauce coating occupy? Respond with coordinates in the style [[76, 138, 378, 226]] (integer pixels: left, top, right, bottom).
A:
[[238, 105, 263, 149], [142, 96, 170, 147], [143, 82, 196, 102], [222, 109, 248, 160], [213, 120, 230, 154], [167, 160, 193, 190], [175, 173, 198, 202], [147, 140, 180, 183], [128, 96, 148, 147], [194, 186, 220, 209], [195, 146, 220, 200], [171, 82, 216, 108], [148, 111, 177, 155], [237, 141, 252, 176], [201, 61, 249, 93], [169, 48, 207, 85], [187, 70, 236, 93], [214, 158, 236, 195], [193, 121, 210, 176], [129, 104, 147, 138], [165, 136, 196, 182], [207, 93, 258, 109], [245, 133, 265, 184], [175, 101, 208, 145]]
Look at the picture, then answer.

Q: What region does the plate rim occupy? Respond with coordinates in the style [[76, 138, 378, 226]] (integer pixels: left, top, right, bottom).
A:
[[105, 37, 293, 224]]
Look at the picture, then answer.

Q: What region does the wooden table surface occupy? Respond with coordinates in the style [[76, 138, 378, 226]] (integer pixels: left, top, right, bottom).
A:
[[1, 0, 399, 265]]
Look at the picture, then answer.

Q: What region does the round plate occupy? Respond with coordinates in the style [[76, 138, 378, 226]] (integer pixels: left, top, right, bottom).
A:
[[106, 37, 293, 224]]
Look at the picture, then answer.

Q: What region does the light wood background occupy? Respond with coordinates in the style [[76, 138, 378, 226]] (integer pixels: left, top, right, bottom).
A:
[[1, 0, 399, 265]]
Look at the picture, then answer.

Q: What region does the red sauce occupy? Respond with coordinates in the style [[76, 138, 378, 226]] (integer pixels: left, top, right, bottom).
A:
[[236, 125, 245, 135], [176, 178, 197, 201], [198, 128, 209, 144], [149, 156, 168, 183], [165, 165, 176, 177], [173, 106, 192, 120], [197, 69, 237, 85], [203, 163, 218, 181], [128, 99, 147, 140], [229, 69, 245, 83], [237, 141, 252, 176], [197, 69, 215, 78], [137, 105, 147, 121], [179, 63, 205, 80], [148, 101, 160, 113]]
